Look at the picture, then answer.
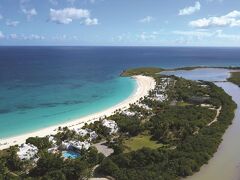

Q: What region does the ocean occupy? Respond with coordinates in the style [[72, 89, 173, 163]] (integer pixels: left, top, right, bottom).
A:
[[0, 46, 240, 138]]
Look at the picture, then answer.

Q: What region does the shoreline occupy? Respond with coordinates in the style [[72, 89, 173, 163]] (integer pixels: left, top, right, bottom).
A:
[[158, 67, 240, 180], [0, 75, 156, 150], [186, 81, 240, 180]]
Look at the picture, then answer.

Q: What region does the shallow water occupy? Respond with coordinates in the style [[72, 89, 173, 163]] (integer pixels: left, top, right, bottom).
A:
[[0, 77, 135, 138], [162, 68, 240, 180], [161, 68, 231, 81]]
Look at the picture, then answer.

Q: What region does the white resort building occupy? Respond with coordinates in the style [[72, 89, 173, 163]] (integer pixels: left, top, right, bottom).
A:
[[122, 110, 136, 117], [48, 135, 57, 145], [153, 77, 172, 102], [73, 128, 98, 141], [74, 128, 88, 137], [62, 140, 91, 151], [17, 143, 38, 161], [89, 131, 98, 141], [102, 119, 118, 134]]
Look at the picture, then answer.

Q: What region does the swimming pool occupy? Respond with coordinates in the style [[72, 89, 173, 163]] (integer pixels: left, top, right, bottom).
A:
[[62, 151, 80, 159]]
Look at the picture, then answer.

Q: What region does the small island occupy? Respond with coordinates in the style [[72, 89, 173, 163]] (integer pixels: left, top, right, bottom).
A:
[[0, 67, 238, 180]]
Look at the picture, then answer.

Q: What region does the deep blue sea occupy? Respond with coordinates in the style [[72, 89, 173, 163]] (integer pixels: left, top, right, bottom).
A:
[[0, 46, 240, 138]]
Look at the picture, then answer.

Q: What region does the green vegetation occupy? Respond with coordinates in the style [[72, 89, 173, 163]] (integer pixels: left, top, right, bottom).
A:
[[26, 137, 52, 150], [171, 66, 207, 71], [0, 67, 238, 180], [27, 147, 104, 180], [176, 101, 192, 106], [121, 67, 163, 77], [123, 134, 163, 153], [83, 121, 110, 139], [0, 144, 104, 179], [110, 113, 143, 136], [0, 146, 25, 179], [228, 71, 240, 86], [97, 76, 237, 180]]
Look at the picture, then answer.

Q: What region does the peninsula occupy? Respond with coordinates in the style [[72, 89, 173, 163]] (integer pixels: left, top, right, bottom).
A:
[[0, 67, 238, 180]]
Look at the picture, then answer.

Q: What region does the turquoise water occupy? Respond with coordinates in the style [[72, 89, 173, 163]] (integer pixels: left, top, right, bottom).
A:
[[0, 77, 135, 138], [62, 151, 80, 159], [1, 47, 240, 139]]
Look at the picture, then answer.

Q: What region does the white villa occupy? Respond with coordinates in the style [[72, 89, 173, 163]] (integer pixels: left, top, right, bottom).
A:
[[153, 77, 172, 102], [138, 103, 152, 110], [17, 143, 38, 161], [47, 147, 59, 154], [74, 128, 88, 137], [89, 131, 98, 141], [62, 140, 90, 151], [73, 128, 98, 141], [122, 110, 136, 117], [102, 119, 118, 134], [155, 93, 167, 102], [48, 135, 57, 145]]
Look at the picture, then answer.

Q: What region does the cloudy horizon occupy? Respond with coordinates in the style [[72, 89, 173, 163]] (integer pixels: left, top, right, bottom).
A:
[[0, 0, 240, 46]]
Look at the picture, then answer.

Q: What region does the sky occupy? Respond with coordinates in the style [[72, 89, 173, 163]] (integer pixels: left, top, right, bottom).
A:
[[0, 0, 240, 46]]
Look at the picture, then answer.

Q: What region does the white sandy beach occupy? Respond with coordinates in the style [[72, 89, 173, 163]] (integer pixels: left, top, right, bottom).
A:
[[0, 75, 156, 150]]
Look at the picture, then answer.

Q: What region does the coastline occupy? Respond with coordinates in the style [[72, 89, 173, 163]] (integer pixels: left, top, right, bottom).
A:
[[157, 67, 240, 180], [186, 82, 240, 180], [0, 75, 156, 150]]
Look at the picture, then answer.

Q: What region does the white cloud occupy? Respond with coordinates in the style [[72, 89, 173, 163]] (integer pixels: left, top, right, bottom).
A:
[[84, 18, 98, 25], [206, 0, 223, 3], [49, 8, 98, 25], [20, 0, 37, 20], [8, 34, 45, 40], [139, 16, 154, 23], [6, 20, 20, 27], [190, 10, 240, 28], [22, 8, 37, 20], [179, 1, 201, 16], [0, 31, 4, 39], [67, 0, 76, 4], [173, 30, 213, 40], [49, 0, 58, 5], [112, 31, 162, 42], [52, 34, 80, 41], [138, 32, 157, 41], [173, 29, 240, 42], [66, 0, 97, 4], [20, 0, 30, 4], [25, 34, 45, 40], [215, 30, 240, 40], [0, 14, 3, 20], [9, 34, 18, 39], [112, 33, 131, 42]]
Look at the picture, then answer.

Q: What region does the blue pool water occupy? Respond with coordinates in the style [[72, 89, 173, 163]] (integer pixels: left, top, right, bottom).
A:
[[62, 151, 80, 159], [0, 47, 240, 138]]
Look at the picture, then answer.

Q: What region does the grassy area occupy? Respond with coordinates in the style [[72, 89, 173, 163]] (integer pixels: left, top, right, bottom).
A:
[[0, 149, 9, 157], [228, 71, 240, 86], [123, 134, 163, 153], [176, 101, 192, 107], [121, 67, 163, 77]]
